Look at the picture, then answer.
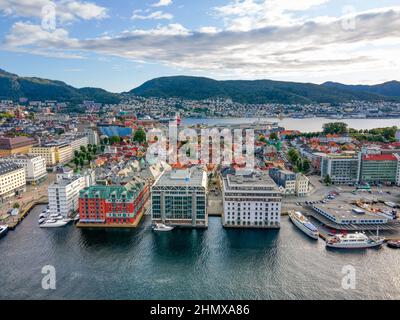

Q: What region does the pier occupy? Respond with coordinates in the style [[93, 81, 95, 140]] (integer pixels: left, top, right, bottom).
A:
[[3, 196, 48, 230]]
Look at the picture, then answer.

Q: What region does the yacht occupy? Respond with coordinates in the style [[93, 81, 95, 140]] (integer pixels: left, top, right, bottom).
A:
[[39, 219, 69, 228], [326, 232, 385, 249], [387, 240, 400, 249], [39, 209, 51, 219], [289, 211, 319, 240], [0, 225, 8, 237], [152, 223, 174, 232]]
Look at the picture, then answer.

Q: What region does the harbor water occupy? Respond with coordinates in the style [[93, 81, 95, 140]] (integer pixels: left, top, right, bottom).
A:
[[182, 117, 400, 132], [1, 205, 400, 300]]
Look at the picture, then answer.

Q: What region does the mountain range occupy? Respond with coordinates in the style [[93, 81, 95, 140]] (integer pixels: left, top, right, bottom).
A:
[[1, 68, 400, 105]]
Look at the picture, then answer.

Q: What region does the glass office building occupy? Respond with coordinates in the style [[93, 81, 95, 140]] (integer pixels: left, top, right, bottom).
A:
[[151, 167, 208, 228]]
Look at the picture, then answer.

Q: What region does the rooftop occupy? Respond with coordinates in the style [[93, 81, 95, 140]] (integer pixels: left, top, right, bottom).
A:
[[80, 184, 143, 201], [224, 170, 279, 191], [153, 167, 207, 188], [0, 136, 36, 149], [312, 201, 388, 223], [362, 154, 397, 161], [0, 162, 23, 175]]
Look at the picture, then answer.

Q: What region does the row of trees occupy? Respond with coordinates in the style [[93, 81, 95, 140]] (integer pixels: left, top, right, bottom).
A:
[[100, 128, 147, 146], [73, 145, 98, 169], [287, 148, 311, 173]]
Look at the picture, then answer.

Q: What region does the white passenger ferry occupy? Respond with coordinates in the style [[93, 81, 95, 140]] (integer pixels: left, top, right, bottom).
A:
[[289, 211, 319, 240], [326, 232, 384, 249]]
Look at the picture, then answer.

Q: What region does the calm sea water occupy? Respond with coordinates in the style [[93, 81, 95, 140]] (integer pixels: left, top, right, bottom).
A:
[[1, 204, 400, 300], [182, 118, 400, 133]]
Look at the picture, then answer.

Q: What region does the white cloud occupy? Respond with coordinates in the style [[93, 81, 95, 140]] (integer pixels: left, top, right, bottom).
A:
[[0, 0, 108, 22], [214, 0, 330, 30], [3, 7, 400, 82], [151, 0, 172, 7], [198, 26, 220, 34], [131, 10, 173, 20]]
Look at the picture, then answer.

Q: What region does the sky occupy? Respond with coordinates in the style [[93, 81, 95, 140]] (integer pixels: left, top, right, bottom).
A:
[[0, 0, 400, 92]]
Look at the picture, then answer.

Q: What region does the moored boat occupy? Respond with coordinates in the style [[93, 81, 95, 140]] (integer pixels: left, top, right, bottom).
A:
[[152, 223, 174, 232], [0, 224, 8, 237], [289, 211, 319, 240], [39, 219, 69, 228], [326, 232, 385, 249], [387, 240, 400, 249]]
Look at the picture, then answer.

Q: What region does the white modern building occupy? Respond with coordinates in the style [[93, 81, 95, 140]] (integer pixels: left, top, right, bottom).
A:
[[222, 170, 282, 229], [84, 129, 99, 146], [48, 169, 94, 217], [0, 163, 26, 201], [151, 166, 208, 228], [0, 154, 47, 185]]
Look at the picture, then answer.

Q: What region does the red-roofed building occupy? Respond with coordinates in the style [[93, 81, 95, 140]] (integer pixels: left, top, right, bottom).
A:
[[360, 153, 400, 185]]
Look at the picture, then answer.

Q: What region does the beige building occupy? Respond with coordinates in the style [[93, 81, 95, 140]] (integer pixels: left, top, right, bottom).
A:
[[31, 146, 57, 167], [0, 136, 36, 156], [31, 142, 73, 167], [295, 174, 310, 197], [0, 154, 47, 185], [0, 163, 26, 201]]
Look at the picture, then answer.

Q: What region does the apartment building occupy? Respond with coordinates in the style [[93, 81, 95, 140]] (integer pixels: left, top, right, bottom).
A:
[[151, 167, 208, 228], [78, 182, 150, 226], [0, 163, 26, 201], [48, 170, 92, 217], [31, 142, 73, 167], [0, 154, 47, 185], [0, 136, 36, 156], [222, 170, 282, 229], [296, 174, 310, 197], [269, 168, 310, 197], [320, 153, 359, 184], [269, 168, 296, 196]]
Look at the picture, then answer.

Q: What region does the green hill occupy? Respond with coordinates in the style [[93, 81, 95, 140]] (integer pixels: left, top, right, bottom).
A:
[[131, 76, 399, 104], [0, 68, 120, 104]]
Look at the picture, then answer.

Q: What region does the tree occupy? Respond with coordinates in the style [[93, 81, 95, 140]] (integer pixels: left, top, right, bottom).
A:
[[133, 128, 146, 144], [74, 150, 80, 158], [73, 158, 80, 168], [102, 137, 109, 145], [79, 158, 85, 168], [324, 175, 332, 185], [80, 146, 87, 153], [110, 136, 121, 144], [86, 154, 92, 163], [13, 203, 20, 209], [302, 159, 310, 173], [323, 122, 348, 135], [100, 145, 106, 153], [92, 145, 98, 155], [269, 132, 279, 141]]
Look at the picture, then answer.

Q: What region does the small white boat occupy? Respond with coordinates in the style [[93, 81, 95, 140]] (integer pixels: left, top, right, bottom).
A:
[[38, 218, 47, 225], [39, 209, 51, 219], [152, 223, 174, 232], [0, 225, 8, 237], [39, 219, 69, 228], [49, 214, 64, 220], [289, 211, 319, 240], [326, 232, 385, 249]]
